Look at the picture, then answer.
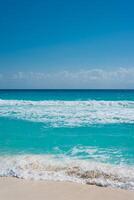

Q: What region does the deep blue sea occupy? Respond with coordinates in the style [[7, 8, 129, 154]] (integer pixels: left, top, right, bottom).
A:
[[0, 90, 134, 189]]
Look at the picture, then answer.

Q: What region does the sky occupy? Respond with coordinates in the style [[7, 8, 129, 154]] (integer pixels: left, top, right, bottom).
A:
[[0, 0, 134, 89]]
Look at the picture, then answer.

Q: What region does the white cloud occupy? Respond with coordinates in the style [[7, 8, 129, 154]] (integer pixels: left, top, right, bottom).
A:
[[0, 67, 134, 89]]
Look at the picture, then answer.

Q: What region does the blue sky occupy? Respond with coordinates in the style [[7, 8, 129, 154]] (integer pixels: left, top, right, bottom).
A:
[[0, 0, 134, 89]]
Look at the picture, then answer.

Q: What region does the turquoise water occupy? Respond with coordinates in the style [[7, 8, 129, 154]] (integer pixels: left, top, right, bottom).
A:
[[0, 90, 134, 189]]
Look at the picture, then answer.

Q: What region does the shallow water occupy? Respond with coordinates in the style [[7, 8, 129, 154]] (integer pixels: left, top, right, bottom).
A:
[[0, 90, 134, 189]]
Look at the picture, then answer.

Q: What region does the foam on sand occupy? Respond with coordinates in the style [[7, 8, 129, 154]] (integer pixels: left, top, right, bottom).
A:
[[0, 154, 134, 190]]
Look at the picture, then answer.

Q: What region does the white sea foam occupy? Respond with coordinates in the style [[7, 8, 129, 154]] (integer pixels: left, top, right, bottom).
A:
[[69, 146, 124, 163], [0, 154, 134, 190], [0, 99, 134, 126]]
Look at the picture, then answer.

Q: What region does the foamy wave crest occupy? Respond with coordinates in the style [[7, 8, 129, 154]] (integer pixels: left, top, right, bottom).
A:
[[0, 155, 134, 190], [0, 99, 134, 126]]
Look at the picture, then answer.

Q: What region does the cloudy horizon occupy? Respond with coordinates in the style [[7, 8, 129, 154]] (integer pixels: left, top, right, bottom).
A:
[[0, 67, 134, 89]]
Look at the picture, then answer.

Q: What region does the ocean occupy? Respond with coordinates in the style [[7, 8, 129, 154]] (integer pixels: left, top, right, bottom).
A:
[[0, 90, 134, 190]]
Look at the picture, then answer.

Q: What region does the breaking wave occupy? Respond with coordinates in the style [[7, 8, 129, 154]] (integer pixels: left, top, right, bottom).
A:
[[0, 154, 134, 190], [0, 99, 134, 127]]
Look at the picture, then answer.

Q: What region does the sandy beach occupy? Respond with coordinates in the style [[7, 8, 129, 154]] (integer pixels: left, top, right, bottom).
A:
[[0, 177, 133, 200]]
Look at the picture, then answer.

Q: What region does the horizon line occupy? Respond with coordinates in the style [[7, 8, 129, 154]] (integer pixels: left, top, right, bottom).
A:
[[0, 89, 134, 91]]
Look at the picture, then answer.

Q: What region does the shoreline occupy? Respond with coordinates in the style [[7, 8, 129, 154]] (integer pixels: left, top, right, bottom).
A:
[[0, 177, 134, 200]]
